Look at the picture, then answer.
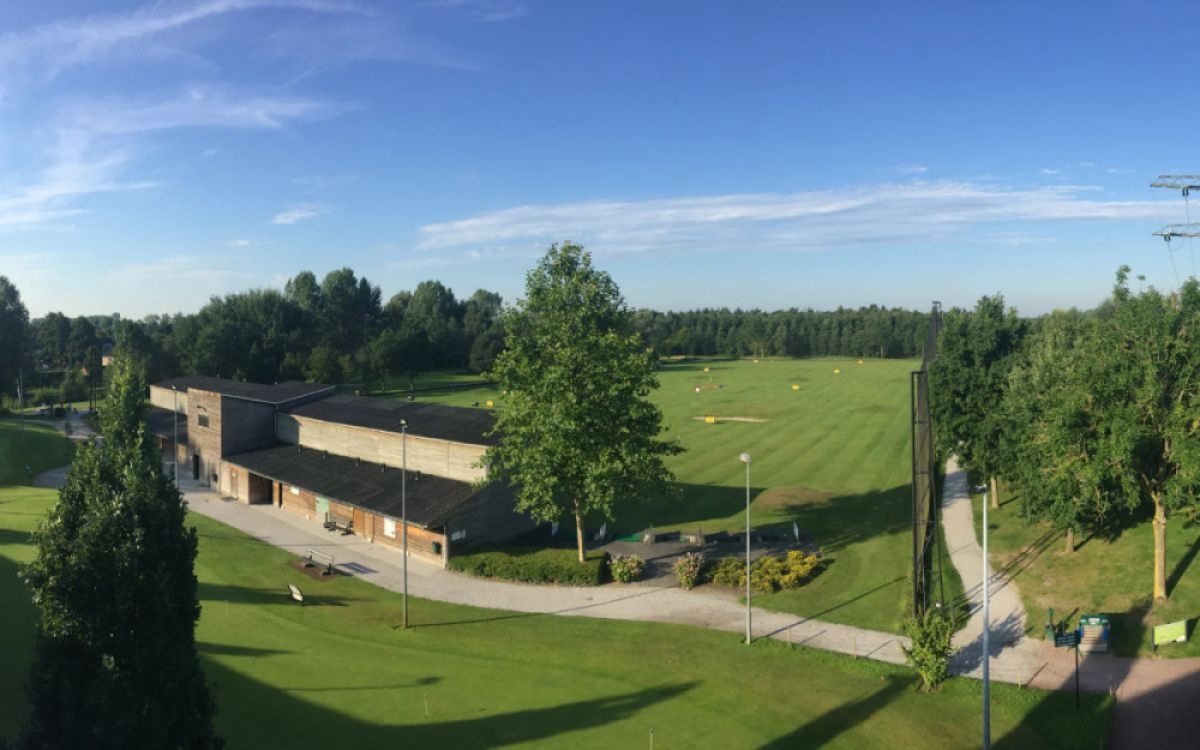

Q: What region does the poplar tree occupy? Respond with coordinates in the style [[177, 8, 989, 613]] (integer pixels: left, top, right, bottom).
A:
[[19, 355, 218, 748], [484, 243, 682, 562], [929, 295, 1024, 508]]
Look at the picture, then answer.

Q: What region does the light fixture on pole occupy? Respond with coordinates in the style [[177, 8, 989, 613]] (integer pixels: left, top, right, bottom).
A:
[[740, 451, 752, 645], [401, 418, 409, 630], [982, 489, 991, 749], [172, 385, 179, 487]]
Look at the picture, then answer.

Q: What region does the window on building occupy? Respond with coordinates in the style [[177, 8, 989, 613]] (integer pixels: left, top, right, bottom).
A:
[[197, 414, 209, 427], [450, 529, 467, 542], [384, 518, 397, 538], [290, 486, 300, 496]]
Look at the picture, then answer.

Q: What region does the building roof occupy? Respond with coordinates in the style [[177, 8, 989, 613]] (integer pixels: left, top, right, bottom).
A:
[[224, 443, 482, 528], [285, 394, 498, 446], [146, 406, 187, 442], [150, 376, 333, 405]]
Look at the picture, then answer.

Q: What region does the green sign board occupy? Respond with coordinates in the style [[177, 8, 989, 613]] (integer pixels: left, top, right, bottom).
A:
[[1154, 620, 1188, 647]]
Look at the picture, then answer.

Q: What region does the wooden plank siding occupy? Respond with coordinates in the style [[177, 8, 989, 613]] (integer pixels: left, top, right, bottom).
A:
[[276, 414, 486, 483], [275, 482, 448, 564]]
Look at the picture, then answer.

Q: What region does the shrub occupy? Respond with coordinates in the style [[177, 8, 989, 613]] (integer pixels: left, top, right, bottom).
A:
[[675, 552, 705, 590], [448, 546, 609, 586], [709, 551, 823, 593], [903, 608, 956, 691], [709, 556, 746, 588], [609, 554, 645, 583]]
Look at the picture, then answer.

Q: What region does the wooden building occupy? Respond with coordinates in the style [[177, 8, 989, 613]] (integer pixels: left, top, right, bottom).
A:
[[147, 377, 532, 566]]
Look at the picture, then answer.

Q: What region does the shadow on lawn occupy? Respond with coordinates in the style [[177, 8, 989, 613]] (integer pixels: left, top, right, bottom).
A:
[[613, 483, 912, 554], [758, 675, 911, 748], [204, 656, 697, 749], [198, 581, 359, 608]]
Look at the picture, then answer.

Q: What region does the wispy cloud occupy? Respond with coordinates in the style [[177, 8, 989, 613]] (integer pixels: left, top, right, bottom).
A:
[[1039, 168, 1062, 176], [271, 203, 329, 224], [293, 173, 358, 190], [0, 0, 361, 83], [107, 254, 252, 285], [893, 164, 928, 175], [417, 181, 1178, 257], [62, 85, 348, 135], [419, 0, 529, 22]]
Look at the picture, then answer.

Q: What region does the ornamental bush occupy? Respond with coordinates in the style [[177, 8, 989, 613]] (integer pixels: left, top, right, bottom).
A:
[[709, 551, 823, 593], [903, 608, 956, 691], [448, 546, 610, 585], [674, 552, 705, 590], [609, 554, 646, 583]]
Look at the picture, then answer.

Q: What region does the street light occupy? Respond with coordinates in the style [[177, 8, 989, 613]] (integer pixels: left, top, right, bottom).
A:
[[740, 451, 752, 645], [172, 385, 179, 487], [401, 418, 409, 630]]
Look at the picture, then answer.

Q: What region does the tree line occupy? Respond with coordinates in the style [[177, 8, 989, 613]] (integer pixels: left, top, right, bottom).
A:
[[930, 267, 1200, 604], [0, 271, 934, 407]]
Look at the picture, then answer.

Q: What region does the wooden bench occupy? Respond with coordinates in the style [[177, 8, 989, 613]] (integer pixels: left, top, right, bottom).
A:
[[325, 511, 354, 535], [287, 584, 305, 606], [304, 548, 335, 576]]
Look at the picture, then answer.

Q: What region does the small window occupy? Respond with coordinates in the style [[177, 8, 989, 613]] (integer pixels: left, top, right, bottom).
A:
[[450, 529, 467, 542], [197, 414, 209, 427], [384, 518, 397, 538], [290, 486, 300, 496]]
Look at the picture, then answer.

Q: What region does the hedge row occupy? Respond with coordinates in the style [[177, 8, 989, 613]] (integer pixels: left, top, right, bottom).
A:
[[448, 546, 610, 586]]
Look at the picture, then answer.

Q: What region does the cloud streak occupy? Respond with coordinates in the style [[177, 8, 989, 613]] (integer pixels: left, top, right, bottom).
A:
[[417, 181, 1178, 257], [271, 203, 329, 224]]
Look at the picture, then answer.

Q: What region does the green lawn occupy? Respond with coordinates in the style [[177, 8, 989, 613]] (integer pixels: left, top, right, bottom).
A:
[[407, 358, 962, 633], [972, 482, 1200, 658], [0, 466, 1112, 747]]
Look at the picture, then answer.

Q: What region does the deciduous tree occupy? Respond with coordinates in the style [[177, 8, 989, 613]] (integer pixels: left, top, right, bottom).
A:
[[484, 243, 682, 562]]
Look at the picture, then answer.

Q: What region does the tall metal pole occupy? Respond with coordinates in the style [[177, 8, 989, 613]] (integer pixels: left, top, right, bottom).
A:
[[172, 386, 179, 487], [401, 419, 409, 630], [982, 490, 991, 749], [740, 452, 752, 644]]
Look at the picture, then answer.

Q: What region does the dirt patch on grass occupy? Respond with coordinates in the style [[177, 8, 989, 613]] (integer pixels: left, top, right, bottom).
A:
[[755, 485, 833, 510], [691, 416, 769, 423], [288, 559, 348, 581]]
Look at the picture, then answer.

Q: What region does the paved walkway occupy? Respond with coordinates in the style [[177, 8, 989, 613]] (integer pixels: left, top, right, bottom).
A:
[[176, 477, 911, 664], [938, 456, 1200, 748]]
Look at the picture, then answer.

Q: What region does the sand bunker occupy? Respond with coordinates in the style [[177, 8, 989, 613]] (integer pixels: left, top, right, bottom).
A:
[[692, 416, 769, 423]]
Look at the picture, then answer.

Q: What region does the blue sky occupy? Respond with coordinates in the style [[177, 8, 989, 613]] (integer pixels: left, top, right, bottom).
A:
[[1, 1, 1197, 319]]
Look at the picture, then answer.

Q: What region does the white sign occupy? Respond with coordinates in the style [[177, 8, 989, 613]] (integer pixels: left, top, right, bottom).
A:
[[384, 518, 397, 538]]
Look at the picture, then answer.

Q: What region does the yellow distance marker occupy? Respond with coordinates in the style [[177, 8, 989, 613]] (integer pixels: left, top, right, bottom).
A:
[[792, 384, 800, 391], [857, 359, 864, 365], [703, 367, 710, 373], [753, 359, 759, 363], [486, 399, 494, 408], [833, 369, 841, 375], [704, 415, 716, 424]]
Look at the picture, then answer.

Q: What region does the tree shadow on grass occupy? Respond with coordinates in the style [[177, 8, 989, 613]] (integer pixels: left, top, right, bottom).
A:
[[197, 642, 293, 658], [1167, 528, 1200, 598], [198, 581, 360, 608], [757, 675, 911, 749], [203, 656, 698, 749], [613, 483, 912, 556]]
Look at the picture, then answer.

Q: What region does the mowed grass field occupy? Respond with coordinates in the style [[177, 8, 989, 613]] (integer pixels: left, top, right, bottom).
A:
[[972, 483, 1200, 658], [410, 357, 958, 633], [0, 421, 1113, 747]]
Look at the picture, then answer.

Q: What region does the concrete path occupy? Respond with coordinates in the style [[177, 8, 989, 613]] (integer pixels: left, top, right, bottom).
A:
[[940, 456, 1041, 685], [939, 457, 1200, 748], [175, 477, 911, 664]]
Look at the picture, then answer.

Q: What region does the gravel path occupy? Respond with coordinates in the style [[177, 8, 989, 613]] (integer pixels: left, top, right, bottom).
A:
[[939, 456, 1200, 748], [176, 477, 911, 664]]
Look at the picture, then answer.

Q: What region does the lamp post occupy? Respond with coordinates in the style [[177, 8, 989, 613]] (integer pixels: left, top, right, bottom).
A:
[[982, 489, 991, 749], [172, 385, 179, 487], [401, 418, 409, 630], [740, 452, 752, 644]]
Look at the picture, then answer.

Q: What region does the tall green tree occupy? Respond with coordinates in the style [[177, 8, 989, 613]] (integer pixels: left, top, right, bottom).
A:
[[1064, 270, 1200, 601], [484, 243, 682, 562], [929, 295, 1025, 508], [0, 276, 29, 403], [19, 354, 218, 748], [1002, 309, 1099, 553]]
